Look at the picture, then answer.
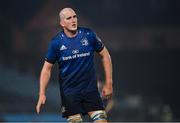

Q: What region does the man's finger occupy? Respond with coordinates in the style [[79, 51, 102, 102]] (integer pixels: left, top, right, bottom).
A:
[[36, 105, 40, 114], [36, 102, 41, 114], [107, 94, 112, 99], [103, 93, 112, 100]]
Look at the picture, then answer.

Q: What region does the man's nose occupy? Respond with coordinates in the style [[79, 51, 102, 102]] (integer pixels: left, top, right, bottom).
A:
[[72, 19, 76, 23], [72, 18, 76, 22]]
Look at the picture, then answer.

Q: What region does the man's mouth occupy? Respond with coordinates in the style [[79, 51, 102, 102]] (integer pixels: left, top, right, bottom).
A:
[[72, 24, 76, 27]]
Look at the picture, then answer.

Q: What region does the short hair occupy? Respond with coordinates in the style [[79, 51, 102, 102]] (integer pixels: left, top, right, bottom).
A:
[[59, 8, 75, 21]]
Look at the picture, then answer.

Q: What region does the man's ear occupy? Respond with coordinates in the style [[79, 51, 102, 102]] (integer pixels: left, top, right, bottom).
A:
[[60, 21, 64, 27]]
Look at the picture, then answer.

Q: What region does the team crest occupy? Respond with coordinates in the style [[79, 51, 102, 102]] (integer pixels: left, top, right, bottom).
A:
[[81, 38, 88, 46]]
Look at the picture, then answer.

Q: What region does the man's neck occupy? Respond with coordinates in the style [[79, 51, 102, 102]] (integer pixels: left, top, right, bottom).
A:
[[64, 29, 78, 38]]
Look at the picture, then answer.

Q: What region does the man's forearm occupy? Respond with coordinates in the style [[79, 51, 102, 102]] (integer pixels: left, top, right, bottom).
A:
[[101, 49, 112, 84], [39, 68, 51, 95], [103, 56, 112, 84]]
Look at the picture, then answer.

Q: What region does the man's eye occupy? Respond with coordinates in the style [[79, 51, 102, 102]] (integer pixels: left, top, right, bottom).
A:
[[66, 17, 72, 20], [73, 15, 77, 18]]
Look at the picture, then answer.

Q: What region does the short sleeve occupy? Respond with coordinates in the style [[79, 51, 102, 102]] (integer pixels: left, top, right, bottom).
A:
[[45, 40, 58, 64], [92, 31, 104, 52]]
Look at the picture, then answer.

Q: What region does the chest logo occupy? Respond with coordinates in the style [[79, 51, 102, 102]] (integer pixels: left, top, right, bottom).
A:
[[81, 38, 88, 46], [60, 45, 67, 51], [72, 49, 79, 54]]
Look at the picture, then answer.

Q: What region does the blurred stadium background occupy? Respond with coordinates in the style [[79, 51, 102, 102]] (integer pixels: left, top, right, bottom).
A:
[[0, 0, 180, 122]]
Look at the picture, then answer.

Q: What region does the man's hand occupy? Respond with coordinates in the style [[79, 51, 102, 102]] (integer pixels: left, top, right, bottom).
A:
[[36, 94, 46, 114], [102, 82, 113, 100]]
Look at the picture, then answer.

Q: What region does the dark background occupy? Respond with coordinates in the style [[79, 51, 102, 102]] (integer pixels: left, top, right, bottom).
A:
[[0, 0, 180, 122]]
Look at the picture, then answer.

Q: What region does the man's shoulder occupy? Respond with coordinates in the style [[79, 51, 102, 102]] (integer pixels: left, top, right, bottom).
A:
[[79, 27, 94, 33], [51, 31, 64, 43]]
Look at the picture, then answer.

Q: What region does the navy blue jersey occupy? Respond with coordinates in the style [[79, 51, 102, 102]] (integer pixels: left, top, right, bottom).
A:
[[45, 27, 104, 95]]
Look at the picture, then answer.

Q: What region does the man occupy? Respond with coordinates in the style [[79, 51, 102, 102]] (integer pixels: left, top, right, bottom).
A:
[[36, 7, 113, 122]]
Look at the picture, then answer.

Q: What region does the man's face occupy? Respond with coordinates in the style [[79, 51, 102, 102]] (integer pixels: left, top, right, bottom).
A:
[[61, 10, 78, 31]]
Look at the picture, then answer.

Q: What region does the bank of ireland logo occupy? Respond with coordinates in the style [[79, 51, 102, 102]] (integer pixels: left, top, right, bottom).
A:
[[60, 45, 67, 51], [81, 38, 88, 46], [72, 49, 79, 54]]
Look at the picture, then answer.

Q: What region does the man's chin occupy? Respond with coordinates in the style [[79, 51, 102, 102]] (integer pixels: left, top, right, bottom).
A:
[[69, 28, 77, 33], [70, 28, 77, 31]]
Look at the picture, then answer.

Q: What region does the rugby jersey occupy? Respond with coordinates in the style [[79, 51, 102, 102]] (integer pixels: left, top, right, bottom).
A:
[[45, 27, 104, 95]]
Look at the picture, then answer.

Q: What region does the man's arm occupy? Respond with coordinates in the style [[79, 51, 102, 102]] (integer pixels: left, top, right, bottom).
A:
[[98, 47, 113, 99], [36, 61, 53, 114]]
